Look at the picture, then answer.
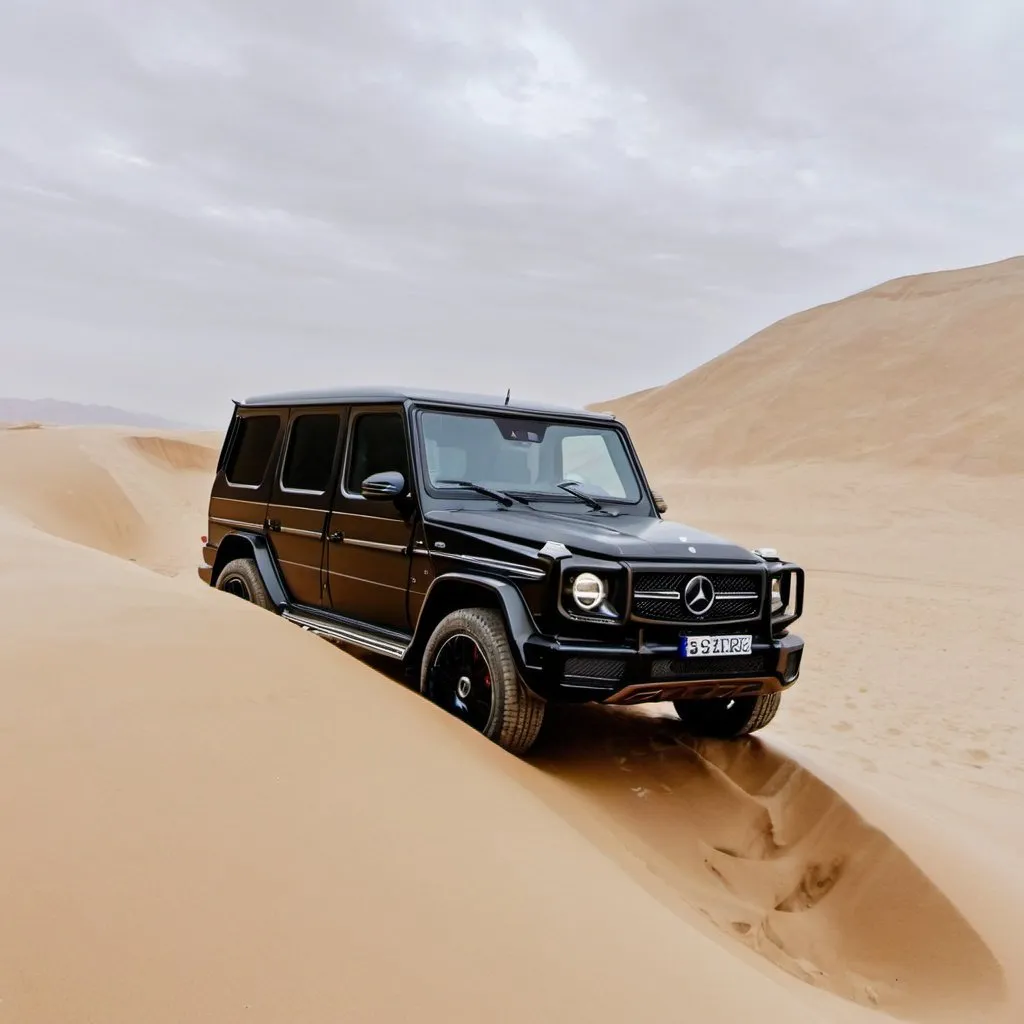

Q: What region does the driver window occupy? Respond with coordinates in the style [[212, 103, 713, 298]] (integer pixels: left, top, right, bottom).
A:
[[345, 412, 410, 493]]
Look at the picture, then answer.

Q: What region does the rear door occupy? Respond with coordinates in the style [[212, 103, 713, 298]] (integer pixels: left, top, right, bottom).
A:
[[265, 407, 344, 607], [325, 405, 416, 630]]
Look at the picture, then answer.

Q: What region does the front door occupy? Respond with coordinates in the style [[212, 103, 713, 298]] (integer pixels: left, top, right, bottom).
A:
[[265, 408, 343, 607], [325, 406, 415, 631]]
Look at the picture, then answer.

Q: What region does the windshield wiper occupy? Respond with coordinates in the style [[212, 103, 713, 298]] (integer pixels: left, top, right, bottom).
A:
[[435, 479, 528, 507], [556, 481, 605, 511]]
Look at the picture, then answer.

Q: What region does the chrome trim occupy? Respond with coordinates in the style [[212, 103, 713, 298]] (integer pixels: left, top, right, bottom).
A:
[[634, 589, 758, 601], [344, 538, 408, 554], [279, 526, 324, 540], [338, 510, 407, 523], [282, 609, 408, 659], [439, 552, 546, 580], [540, 540, 572, 559], [210, 516, 262, 530], [626, 561, 767, 626]]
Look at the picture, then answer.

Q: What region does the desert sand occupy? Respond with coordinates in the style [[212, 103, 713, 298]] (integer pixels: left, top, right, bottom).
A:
[[597, 255, 1024, 476], [2, 260, 1022, 1023]]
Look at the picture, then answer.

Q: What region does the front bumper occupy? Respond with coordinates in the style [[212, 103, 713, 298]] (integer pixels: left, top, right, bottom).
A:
[[520, 632, 804, 705]]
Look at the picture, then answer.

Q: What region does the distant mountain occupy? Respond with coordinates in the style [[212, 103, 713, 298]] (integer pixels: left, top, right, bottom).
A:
[[0, 398, 190, 430]]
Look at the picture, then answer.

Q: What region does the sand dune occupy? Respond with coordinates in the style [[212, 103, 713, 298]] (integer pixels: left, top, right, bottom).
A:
[[598, 256, 1024, 476], [0, 445, 855, 1024], [1, 392, 1022, 1022], [0, 425, 219, 574]]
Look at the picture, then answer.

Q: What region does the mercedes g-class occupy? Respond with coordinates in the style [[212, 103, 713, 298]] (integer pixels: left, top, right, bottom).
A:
[[199, 388, 805, 755]]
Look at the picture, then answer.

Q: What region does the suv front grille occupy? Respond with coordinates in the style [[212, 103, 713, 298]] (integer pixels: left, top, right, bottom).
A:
[[631, 570, 763, 624]]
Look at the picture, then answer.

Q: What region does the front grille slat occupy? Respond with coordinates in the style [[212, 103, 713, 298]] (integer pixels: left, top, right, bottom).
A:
[[631, 570, 763, 624]]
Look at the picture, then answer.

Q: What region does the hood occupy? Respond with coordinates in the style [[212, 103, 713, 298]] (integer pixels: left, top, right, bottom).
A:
[[424, 505, 759, 563]]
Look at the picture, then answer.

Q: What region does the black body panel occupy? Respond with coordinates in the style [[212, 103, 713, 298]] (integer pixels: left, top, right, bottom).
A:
[[423, 506, 758, 563]]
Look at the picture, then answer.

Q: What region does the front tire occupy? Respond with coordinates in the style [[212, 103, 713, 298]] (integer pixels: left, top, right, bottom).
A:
[[214, 557, 274, 610], [421, 608, 545, 755], [673, 692, 780, 738]]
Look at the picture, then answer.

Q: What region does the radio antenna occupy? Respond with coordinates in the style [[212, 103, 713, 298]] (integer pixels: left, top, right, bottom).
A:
[[504, 388, 511, 405]]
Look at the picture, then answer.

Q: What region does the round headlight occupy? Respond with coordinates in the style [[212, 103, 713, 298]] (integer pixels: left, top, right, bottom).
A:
[[771, 577, 784, 612], [572, 572, 606, 612]]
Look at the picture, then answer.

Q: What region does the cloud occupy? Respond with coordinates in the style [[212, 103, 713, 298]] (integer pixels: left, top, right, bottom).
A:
[[1, 0, 1022, 422]]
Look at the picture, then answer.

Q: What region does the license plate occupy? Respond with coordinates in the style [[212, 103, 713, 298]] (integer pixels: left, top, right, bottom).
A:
[[680, 634, 753, 657]]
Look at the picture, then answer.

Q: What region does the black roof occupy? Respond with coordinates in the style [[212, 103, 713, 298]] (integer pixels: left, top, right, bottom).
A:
[[238, 386, 615, 421]]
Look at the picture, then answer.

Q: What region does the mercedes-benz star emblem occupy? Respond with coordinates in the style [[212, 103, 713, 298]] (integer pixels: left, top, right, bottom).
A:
[[683, 575, 715, 616]]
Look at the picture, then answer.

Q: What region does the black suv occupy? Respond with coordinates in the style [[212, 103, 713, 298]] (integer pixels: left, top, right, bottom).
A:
[[199, 388, 805, 754]]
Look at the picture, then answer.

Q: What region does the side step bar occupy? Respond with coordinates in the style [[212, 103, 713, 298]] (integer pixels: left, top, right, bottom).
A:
[[282, 607, 409, 660]]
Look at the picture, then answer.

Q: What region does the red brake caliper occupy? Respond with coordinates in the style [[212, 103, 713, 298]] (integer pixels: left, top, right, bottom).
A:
[[474, 645, 491, 688]]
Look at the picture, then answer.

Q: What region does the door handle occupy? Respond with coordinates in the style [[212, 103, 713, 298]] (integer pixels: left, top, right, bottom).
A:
[[266, 518, 281, 532], [328, 531, 344, 544]]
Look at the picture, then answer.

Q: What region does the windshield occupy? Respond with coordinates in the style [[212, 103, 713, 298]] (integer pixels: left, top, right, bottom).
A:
[[419, 409, 644, 503]]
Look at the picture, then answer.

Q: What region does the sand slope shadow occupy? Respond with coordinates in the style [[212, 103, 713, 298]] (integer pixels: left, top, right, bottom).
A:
[[528, 705, 1005, 1021]]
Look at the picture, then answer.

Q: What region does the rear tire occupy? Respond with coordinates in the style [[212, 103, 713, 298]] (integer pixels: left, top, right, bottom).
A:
[[214, 557, 274, 611], [421, 608, 545, 755], [673, 692, 780, 739]]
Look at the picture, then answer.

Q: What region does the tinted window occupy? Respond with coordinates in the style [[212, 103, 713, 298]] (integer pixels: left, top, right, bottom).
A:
[[281, 413, 341, 492], [346, 412, 409, 492], [225, 415, 280, 487]]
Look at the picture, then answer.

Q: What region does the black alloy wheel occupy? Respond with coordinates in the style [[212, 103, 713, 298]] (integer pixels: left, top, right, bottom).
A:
[[427, 633, 495, 731], [420, 608, 545, 755]]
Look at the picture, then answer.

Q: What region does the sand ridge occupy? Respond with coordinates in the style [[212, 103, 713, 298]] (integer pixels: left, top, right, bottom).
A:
[[597, 256, 1024, 477], [0, 425, 218, 574], [0, 506, 855, 1024]]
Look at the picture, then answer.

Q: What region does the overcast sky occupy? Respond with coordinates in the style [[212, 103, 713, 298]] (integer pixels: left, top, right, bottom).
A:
[[1, 0, 1022, 425]]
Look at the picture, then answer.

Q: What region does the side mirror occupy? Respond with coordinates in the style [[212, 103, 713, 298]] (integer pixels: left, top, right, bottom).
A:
[[651, 490, 668, 514], [361, 470, 406, 500]]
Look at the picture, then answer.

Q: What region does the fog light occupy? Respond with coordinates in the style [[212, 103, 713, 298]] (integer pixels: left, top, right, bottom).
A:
[[572, 572, 606, 612]]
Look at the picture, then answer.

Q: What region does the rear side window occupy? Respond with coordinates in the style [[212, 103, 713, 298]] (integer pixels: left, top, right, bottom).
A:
[[281, 413, 341, 492], [345, 412, 409, 492], [225, 415, 280, 487]]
